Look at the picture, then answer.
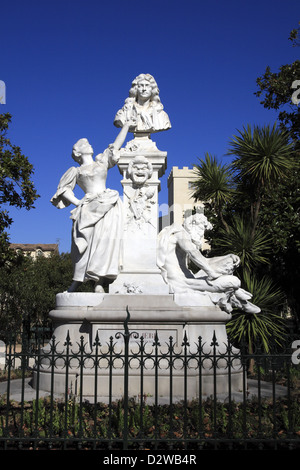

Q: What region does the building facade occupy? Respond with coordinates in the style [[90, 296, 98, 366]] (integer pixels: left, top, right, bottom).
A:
[[159, 166, 204, 230], [10, 244, 59, 259]]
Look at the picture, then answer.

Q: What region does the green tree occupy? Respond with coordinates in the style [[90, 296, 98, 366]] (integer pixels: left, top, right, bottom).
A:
[[191, 153, 235, 232], [211, 215, 272, 276], [0, 252, 73, 333], [191, 124, 296, 352], [255, 23, 300, 147], [191, 23, 300, 351], [254, 22, 300, 326], [255, 62, 300, 146], [0, 113, 39, 264], [227, 123, 295, 238], [226, 273, 285, 356]]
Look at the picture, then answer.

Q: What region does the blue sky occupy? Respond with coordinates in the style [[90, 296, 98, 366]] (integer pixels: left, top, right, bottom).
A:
[[1, 0, 299, 254]]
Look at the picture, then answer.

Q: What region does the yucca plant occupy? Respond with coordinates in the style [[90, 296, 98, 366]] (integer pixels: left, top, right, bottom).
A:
[[191, 125, 295, 358], [227, 123, 295, 237], [210, 215, 272, 275], [226, 272, 286, 358], [191, 153, 235, 231]]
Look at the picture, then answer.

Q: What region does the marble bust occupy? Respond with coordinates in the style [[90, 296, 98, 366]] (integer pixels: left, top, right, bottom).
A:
[[114, 73, 171, 134]]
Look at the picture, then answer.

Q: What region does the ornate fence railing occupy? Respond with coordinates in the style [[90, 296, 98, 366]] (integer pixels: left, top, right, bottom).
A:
[[0, 320, 300, 451]]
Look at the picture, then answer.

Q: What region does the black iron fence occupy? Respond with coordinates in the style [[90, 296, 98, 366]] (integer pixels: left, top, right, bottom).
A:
[[0, 318, 300, 451]]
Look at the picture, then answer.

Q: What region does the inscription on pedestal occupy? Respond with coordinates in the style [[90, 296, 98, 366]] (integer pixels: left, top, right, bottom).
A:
[[95, 327, 178, 347]]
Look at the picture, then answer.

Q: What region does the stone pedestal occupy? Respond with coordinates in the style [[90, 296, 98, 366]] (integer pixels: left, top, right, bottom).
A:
[[109, 136, 169, 295], [33, 292, 243, 403]]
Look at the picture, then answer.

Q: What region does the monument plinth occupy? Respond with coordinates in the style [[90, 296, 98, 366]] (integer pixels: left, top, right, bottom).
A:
[[34, 73, 261, 402], [35, 291, 243, 403], [109, 136, 169, 295]]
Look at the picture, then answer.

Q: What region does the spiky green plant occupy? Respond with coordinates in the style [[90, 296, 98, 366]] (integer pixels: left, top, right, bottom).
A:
[[226, 272, 286, 354], [211, 215, 272, 274], [191, 153, 235, 231], [227, 123, 295, 236]]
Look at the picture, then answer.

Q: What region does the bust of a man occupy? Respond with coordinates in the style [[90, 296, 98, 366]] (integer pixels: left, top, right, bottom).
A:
[[114, 73, 171, 135]]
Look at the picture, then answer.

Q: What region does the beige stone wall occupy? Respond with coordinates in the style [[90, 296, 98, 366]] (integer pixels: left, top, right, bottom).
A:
[[167, 166, 204, 225]]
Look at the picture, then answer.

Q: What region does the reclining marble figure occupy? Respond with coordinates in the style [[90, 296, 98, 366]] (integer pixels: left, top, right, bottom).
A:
[[157, 213, 261, 314]]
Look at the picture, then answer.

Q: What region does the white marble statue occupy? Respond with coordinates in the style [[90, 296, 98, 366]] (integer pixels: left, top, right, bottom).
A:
[[157, 213, 261, 314], [114, 73, 171, 134], [127, 155, 153, 186], [51, 120, 134, 293], [124, 156, 155, 230]]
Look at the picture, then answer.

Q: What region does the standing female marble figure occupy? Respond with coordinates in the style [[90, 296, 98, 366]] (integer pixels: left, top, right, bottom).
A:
[[114, 73, 171, 134], [51, 122, 132, 292]]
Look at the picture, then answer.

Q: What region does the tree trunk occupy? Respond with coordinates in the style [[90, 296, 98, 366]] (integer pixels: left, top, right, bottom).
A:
[[250, 181, 264, 239]]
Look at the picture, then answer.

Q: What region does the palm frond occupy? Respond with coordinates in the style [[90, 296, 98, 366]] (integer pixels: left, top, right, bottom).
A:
[[226, 272, 286, 353], [212, 215, 272, 271], [227, 123, 294, 187], [191, 153, 235, 207]]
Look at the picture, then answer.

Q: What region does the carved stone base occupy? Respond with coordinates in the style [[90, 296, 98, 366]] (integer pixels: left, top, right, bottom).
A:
[[109, 271, 170, 295], [33, 293, 244, 403]]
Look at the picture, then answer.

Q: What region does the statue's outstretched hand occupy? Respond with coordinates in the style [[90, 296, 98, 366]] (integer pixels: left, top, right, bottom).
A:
[[205, 254, 240, 279]]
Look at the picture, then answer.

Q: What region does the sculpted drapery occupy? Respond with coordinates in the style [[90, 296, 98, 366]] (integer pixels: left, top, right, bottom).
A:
[[51, 118, 132, 292], [52, 149, 123, 282], [51, 146, 123, 290]]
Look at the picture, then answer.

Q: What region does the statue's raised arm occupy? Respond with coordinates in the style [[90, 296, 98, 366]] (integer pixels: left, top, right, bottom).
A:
[[50, 123, 132, 294]]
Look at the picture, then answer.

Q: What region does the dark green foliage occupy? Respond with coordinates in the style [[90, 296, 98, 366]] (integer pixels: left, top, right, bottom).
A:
[[0, 113, 39, 265], [0, 252, 73, 332], [210, 215, 272, 274], [227, 123, 295, 237], [254, 34, 300, 325], [255, 21, 300, 148], [191, 22, 300, 347], [255, 61, 300, 146], [192, 153, 235, 233], [226, 273, 286, 353], [228, 124, 294, 185], [191, 125, 298, 351]]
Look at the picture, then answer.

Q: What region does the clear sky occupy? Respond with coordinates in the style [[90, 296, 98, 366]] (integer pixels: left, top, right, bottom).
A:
[[1, 0, 299, 254]]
